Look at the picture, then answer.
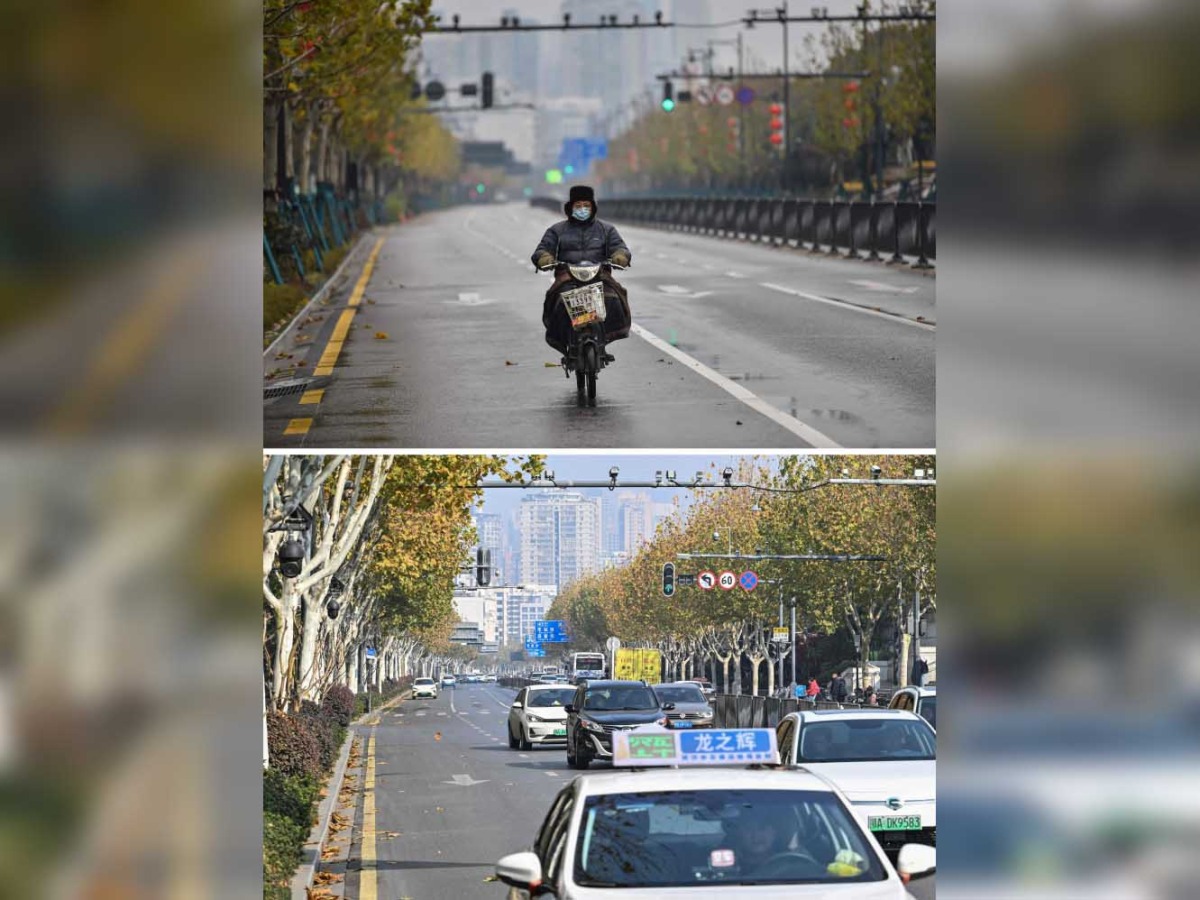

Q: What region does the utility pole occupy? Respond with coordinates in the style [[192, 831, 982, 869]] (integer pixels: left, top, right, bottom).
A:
[[781, 1, 790, 192], [738, 31, 745, 185]]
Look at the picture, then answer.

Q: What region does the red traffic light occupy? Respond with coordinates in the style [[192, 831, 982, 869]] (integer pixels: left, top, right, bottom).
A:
[[769, 103, 783, 115], [770, 133, 784, 145], [727, 117, 738, 127], [770, 116, 783, 130], [843, 80, 860, 93]]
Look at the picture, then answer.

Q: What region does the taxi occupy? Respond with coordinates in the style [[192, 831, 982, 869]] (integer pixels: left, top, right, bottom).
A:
[[495, 728, 935, 898]]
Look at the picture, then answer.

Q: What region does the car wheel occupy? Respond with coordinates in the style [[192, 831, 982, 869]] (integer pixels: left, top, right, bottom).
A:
[[519, 728, 533, 752], [508, 724, 519, 749]]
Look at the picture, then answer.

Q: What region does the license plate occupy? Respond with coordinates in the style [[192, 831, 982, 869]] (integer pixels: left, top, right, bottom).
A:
[[673, 720, 693, 728], [868, 815, 922, 831], [553, 728, 566, 736]]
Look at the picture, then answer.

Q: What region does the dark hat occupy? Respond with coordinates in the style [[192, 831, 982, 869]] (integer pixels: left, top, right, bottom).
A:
[[568, 185, 596, 204], [563, 184, 598, 219]]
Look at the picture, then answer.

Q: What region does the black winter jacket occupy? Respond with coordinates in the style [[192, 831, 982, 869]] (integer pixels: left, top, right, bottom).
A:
[[531, 216, 631, 267]]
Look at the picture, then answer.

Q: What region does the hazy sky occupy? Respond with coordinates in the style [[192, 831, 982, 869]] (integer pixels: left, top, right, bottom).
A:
[[431, 0, 877, 76]]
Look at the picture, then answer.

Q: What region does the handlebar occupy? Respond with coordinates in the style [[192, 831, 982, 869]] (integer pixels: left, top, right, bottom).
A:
[[535, 260, 629, 272]]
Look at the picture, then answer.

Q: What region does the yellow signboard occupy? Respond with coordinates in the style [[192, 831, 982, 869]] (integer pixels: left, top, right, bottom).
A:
[[614, 648, 662, 684]]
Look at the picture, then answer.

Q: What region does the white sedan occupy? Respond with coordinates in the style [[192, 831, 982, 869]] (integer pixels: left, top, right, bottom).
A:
[[507, 684, 576, 750], [411, 677, 438, 699], [776, 710, 936, 859]]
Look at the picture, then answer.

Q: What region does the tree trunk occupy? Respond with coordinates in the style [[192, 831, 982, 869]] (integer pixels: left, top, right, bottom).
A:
[[297, 587, 324, 702], [272, 584, 300, 710], [298, 105, 317, 193], [264, 99, 281, 195]]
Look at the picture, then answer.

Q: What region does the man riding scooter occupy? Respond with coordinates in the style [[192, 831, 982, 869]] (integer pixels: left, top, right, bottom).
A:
[[530, 185, 632, 361]]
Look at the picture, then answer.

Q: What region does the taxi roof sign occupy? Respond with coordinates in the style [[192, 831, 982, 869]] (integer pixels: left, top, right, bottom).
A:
[[613, 728, 779, 767]]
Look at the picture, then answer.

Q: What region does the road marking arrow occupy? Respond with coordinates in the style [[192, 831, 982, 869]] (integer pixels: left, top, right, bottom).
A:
[[450, 292, 496, 306], [444, 774, 490, 786]]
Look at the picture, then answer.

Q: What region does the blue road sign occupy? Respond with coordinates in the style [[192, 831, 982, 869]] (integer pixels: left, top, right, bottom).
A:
[[527, 648, 545, 657], [680, 728, 774, 763], [534, 620, 569, 642], [365, 647, 377, 659], [736, 86, 756, 106], [739, 571, 759, 591]]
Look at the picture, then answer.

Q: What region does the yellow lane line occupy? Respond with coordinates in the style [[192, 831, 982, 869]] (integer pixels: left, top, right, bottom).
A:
[[361, 731, 377, 900], [283, 418, 312, 436], [313, 238, 384, 376], [43, 248, 201, 435], [299, 389, 324, 405]]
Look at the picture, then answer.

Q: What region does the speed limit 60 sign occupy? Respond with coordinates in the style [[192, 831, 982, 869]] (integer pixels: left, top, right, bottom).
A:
[[718, 571, 737, 590]]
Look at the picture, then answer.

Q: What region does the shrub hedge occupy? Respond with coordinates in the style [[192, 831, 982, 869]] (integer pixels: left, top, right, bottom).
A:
[[263, 810, 305, 899], [266, 711, 322, 780], [322, 684, 356, 727]]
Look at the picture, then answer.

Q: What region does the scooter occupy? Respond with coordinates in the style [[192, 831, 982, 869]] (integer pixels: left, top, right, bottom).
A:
[[539, 259, 627, 404]]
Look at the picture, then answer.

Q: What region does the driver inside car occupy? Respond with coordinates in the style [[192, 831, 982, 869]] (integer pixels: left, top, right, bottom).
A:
[[531, 184, 632, 359]]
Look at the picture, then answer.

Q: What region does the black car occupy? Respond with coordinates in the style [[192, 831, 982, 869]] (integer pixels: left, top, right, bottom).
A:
[[565, 680, 672, 769]]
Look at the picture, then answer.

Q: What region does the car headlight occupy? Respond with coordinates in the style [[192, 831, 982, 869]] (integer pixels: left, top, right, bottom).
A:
[[582, 719, 606, 733], [526, 714, 545, 723], [568, 263, 600, 282]]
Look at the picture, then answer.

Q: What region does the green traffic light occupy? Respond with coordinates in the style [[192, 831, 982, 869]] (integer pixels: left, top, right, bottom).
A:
[[476, 183, 486, 194], [564, 165, 574, 174], [661, 98, 676, 112]]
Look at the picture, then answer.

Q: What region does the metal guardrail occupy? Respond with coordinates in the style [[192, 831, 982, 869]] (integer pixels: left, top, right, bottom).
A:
[[530, 196, 935, 266], [710, 692, 895, 728]]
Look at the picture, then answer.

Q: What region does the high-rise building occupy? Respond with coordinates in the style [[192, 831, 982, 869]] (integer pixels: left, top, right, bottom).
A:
[[621, 492, 655, 554], [493, 585, 559, 646], [519, 492, 602, 588]]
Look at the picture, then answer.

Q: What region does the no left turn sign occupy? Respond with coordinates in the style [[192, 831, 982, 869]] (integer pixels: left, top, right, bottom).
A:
[[718, 571, 737, 590], [698, 571, 716, 591]]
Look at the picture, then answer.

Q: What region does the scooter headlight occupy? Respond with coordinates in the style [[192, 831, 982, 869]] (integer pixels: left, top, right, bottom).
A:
[[568, 263, 601, 282]]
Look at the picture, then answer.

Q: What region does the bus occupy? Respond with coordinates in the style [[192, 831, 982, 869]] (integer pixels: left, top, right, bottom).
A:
[[571, 652, 607, 684]]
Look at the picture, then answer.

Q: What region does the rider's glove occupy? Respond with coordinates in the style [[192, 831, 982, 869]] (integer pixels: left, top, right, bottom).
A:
[[535, 252, 555, 269], [610, 250, 630, 267]]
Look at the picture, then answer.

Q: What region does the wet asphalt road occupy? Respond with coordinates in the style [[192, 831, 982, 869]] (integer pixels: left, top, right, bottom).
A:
[[264, 202, 934, 449]]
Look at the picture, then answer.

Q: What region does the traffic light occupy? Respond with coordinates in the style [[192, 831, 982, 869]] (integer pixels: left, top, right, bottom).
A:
[[662, 562, 676, 597], [481, 72, 494, 109], [769, 102, 784, 147], [476, 547, 492, 586], [661, 80, 675, 112], [842, 80, 860, 130]]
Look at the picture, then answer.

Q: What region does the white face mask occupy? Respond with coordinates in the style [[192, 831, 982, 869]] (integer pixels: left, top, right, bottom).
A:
[[571, 206, 591, 221]]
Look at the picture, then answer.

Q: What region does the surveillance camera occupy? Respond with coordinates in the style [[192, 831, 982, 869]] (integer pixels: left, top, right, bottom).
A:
[[609, 466, 619, 479], [722, 466, 734, 485], [278, 539, 305, 578], [655, 470, 664, 485], [666, 470, 677, 482], [914, 468, 925, 480], [326, 598, 341, 619], [712, 530, 721, 542], [871, 465, 882, 479], [544, 469, 555, 482], [841, 468, 850, 478]]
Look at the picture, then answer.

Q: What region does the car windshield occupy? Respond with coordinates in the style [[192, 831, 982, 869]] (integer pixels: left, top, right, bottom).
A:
[[574, 789, 886, 888], [585, 687, 658, 711], [799, 719, 936, 762], [654, 685, 707, 704], [918, 696, 936, 729], [415, 679, 434, 685], [527, 688, 575, 708]]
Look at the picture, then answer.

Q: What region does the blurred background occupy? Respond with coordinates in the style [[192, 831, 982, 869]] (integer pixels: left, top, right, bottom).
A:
[[1, 0, 1199, 898]]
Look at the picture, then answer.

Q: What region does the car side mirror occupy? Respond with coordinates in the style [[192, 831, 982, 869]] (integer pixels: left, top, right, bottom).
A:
[[897, 844, 936, 881], [564, 704, 576, 714], [511, 701, 523, 709], [496, 851, 546, 892], [662, 702, 676, 711]]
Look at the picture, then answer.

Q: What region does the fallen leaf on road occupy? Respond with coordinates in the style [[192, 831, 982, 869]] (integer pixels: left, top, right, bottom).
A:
[[375, 332, 389, 339], [483, 874, 500, 883], [434, 732, 442, 741], [505, 360, 518, 366], [544, 362, 558, 367], [314, 871, 343, 885]]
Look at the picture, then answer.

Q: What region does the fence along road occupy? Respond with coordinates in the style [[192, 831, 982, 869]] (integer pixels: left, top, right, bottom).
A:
[[264, 202, 934, 449]]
